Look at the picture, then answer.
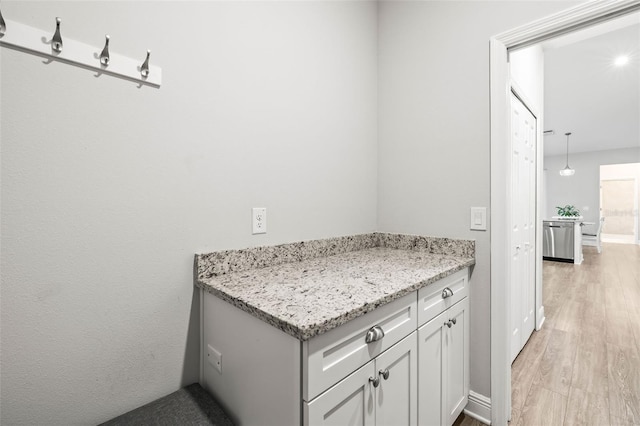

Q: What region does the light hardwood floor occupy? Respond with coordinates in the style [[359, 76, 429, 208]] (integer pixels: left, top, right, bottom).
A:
[[455, 243, 640, 426], [511, 243, 640, 426]]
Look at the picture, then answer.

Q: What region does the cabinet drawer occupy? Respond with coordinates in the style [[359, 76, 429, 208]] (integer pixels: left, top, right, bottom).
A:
[[418, 268, 468, 326], [303, 359, 374, 426], [303, 292, 417, 401]]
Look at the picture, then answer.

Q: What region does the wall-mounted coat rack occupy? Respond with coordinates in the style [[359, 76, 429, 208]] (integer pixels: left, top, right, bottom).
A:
[[0, 14, 162, 88]]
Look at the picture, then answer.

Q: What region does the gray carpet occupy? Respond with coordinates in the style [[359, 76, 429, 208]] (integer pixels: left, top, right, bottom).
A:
[[99, 384, 235, 426]]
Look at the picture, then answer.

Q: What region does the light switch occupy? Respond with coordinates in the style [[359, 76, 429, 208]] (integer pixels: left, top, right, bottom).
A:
[[470, 207, 487, 231]]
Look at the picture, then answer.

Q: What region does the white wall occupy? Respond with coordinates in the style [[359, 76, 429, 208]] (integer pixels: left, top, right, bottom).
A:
[[545, 149, 640, 236], [0, 2, 378, 424], [377, 0, 578, 400]]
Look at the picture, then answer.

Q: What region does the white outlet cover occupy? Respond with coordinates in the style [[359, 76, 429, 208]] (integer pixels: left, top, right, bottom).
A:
[[207, 344, 222, 374], [252, 207, 267, 234]]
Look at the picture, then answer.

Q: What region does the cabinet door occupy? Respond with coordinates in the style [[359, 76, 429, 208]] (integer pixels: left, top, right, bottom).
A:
[[444, 298, 469, 426], [375, 333, 417, 426], [417, 310, 447, 426], [304, 361, 375, 426]]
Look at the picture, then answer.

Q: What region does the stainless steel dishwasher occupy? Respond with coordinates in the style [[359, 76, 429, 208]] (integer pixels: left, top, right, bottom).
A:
[[543, 221, 574, 262]]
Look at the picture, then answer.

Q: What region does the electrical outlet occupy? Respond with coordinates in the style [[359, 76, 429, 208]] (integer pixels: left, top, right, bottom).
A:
[[207, 344, 222, 374], [252, 207, 267, 234]]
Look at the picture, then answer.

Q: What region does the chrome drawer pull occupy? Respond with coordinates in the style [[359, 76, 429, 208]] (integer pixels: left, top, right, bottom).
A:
[[369, 376, 380, 387], [365, 325, 385, 343], [451, 318, 457, 325], [442, 287, 454, 299], [445, 320, 453, 328]]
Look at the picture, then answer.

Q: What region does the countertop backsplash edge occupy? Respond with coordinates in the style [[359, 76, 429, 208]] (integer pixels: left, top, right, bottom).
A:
[[196, 232, 475, 280]]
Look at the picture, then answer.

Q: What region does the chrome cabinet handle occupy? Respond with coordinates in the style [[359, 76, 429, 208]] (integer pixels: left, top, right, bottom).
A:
[[365, 325, 385, 343], [451, 318, 457, 325], [369, 376, 380, 387], [445, 320, 453, 328], [442, 287, 454, 299], [379, 369, 390, 380]]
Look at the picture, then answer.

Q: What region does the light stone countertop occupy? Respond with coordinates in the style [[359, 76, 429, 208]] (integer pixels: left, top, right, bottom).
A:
[[195, 233, 475, 341]]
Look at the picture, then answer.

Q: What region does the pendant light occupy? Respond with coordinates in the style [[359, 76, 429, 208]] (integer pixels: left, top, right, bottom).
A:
[[559, 132, 575, 176]]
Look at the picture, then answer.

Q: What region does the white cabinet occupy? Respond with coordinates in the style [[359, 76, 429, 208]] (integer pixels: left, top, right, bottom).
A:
[[304, 333, 417, 426], [417, 269, 469, 426], [303, 293, 418, 402], [200, 267, 469, 426]]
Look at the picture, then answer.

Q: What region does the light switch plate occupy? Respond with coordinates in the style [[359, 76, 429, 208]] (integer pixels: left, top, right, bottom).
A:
[[470, 207, 487, 231]]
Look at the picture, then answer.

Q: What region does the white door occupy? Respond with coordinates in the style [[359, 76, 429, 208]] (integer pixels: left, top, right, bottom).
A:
[[510, 92, 536, 362], [375, 333, 417, 426], [444, 298, 469, 426], [417, 311, 445, 426]]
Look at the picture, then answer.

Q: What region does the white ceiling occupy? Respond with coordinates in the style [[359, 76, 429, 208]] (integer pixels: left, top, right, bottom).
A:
[[542, 15, 640, 157]]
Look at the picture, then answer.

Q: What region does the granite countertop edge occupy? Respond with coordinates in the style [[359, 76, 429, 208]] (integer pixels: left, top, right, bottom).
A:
[[194, 233, 475, 341], [195, 250, 475, 341]]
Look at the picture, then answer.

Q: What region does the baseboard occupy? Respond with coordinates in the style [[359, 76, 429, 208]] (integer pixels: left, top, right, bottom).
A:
[[464, 391, 491, 425], [536, 306, 545, 330]]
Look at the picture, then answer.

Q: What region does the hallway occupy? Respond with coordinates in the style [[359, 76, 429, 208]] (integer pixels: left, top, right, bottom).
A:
[[510, 243, 640, 425]]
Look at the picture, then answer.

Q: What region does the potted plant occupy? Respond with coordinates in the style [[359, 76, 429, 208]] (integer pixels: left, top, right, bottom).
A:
[[556, 205, 580, 217]]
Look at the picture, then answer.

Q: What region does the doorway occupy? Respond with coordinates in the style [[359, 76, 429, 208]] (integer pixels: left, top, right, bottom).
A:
[[489, 2, 640, 425], [600, 163, 640, 244]]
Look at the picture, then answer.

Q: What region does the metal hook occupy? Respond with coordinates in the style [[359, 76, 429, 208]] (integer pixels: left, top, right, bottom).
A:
[[0, 7, 7, 36], [52, 17, 63, 53], [99, 35, 110, 66], [140, 49, 150, 78]]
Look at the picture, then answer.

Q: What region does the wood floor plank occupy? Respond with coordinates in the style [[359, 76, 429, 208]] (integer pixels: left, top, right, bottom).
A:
[[564, 387, 610, 426], [607, 343, 640, 424], [572, 334, 609, 396], [512, 328, 551, 412], [532, 329, 578, 396], [509, 406, 521, 425], [554, 300, 584, 335], [609, 414, 640, 426], [604, 280, 627, 313], [566, 266, 589, 304], [517, 384, 566, 426], [605, 309, 636, 350], [580, 300, 606, 339], [543, 301, 561, 330], [625, 306, 640, 354]]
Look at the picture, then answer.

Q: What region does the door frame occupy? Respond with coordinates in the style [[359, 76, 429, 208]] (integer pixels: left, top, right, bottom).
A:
[[489, 1, 640, 424]]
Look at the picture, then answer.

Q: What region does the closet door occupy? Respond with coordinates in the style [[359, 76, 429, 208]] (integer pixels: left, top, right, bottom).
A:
[[510, 91, 536, 362]]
